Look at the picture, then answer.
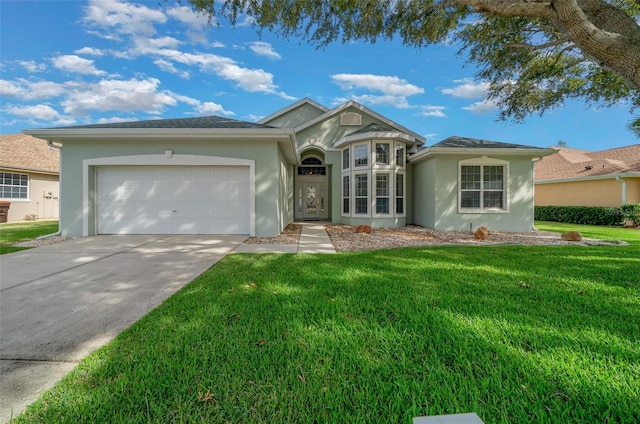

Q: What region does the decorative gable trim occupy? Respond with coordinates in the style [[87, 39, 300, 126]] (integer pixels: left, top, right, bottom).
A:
[[339, 112, 362, 126]]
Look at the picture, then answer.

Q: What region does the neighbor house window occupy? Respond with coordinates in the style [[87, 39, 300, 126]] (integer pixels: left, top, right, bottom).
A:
[[354, 144, 369, 168], [395, 143, 405, 168], [459, 158, 509, 212], [375, 143, 390, 166], [354, 173, 369, 214], [396, 173, 405, 215], [0, 172, 28, 199], [342, 148, 350, 170], [342, 175, 350, 215]]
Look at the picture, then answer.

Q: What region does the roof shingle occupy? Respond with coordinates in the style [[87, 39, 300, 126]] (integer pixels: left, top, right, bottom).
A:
[[48, 115, 275, 130], [0, 134, 59, 174], [534, 145, 640, 181], [433, 136, 547, 150]]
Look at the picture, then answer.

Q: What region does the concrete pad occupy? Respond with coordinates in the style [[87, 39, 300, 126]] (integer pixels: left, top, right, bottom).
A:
[[0, 235, 242, 423], [231, 243, 298, 254], [413, 413, 484, 424]]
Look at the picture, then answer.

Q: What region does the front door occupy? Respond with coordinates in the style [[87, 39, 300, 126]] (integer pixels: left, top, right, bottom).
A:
[[302, 183, 327, 220]]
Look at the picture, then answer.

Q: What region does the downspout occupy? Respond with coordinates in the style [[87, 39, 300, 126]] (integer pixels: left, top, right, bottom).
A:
[[615, 176, 627, 206], [531, 157, 545, 231], [37, 140, 62, 239]]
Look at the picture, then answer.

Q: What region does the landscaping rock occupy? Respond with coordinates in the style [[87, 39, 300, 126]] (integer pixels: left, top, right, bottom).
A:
[[561, 231, 582, 241], [355, 225, 372, 234], [474, 226, 489, 240]]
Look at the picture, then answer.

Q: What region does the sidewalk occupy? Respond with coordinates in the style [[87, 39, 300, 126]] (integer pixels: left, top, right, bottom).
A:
[[232, 222, 336, 254]]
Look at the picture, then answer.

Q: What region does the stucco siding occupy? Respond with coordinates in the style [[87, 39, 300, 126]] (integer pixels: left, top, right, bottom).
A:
[[59, 139, 283, 237], [535, 179, 624, 207], [2, 172, 59, 222], [411, 157, 436, 228], [264, 103, 326, 129], [413, 155, 535, 232], [627, 178, 640, 204]]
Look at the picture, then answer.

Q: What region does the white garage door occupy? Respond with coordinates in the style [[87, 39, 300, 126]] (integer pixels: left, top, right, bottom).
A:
[[97, 166, 250, 234]]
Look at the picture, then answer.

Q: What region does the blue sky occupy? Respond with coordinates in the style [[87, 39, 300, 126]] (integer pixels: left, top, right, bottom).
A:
[[1, 0, 637, 151]]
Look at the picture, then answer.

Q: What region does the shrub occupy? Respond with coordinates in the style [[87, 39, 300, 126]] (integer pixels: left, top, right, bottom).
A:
[[621, 204, 640, 226], [534, 206, 624, 226]]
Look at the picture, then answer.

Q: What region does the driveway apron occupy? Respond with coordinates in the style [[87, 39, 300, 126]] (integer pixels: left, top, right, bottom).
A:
[[0, 234, 246, 423]]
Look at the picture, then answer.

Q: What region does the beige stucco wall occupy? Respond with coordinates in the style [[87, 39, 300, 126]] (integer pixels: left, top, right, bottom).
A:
[[535, 178, 626, 207], [625, 178, 640, 204], [2, 171, 59, 222]]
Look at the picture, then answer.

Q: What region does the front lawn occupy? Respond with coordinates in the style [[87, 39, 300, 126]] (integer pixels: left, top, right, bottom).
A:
[[0, 220, 58, 254], [14, 224, 640, 423], [536, 220, 640, 245]]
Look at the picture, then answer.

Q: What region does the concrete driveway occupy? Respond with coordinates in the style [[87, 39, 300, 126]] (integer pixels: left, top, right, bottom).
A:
[[0, 234, 246, 423]]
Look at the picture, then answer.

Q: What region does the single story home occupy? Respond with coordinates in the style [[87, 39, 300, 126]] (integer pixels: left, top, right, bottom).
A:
[[24, 98, 554, 237], [535, 145, 640, 207], [0, 133, 60, 222]]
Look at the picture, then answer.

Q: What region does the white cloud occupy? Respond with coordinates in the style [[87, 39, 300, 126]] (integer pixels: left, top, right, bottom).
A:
[[418, 105, 447, 118], [0, 78, 65, 100], [52, 55, 106, 76], [75, 47, 105, 56], [331, 74, 423, 108], [247, 42, 281, 60], [96, 116, 139, 124], [441, 78, 489, 99], [210, 41, 225, 48], [83, 0, 166, 38], [134, 36, 181, 50], [154, 59, 190, 79], [61, 77, 177, 115], [19, 60, 47, 73], [5, 104, 62, 120], [196, 101, 234, 116], [462, 99, 498, 114], [167, 5, 210, 30]]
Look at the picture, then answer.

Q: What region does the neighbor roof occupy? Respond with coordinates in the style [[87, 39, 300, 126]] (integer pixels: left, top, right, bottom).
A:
[[0, 133, 59, 174], [48, 115, 275, 130], [535, 145, 640, 181]]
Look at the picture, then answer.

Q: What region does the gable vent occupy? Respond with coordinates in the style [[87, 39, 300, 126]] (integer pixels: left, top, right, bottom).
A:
[[340, 112, 362, 126]]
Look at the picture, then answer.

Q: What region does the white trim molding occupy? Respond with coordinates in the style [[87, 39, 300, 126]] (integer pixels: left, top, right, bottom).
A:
[[458, 157, 510, 214], [82, 154, 256, 237]]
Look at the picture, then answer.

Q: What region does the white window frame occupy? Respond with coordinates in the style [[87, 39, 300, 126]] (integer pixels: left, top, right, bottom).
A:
[[342, 147, 350, 171], [352, 142, 370, 169], [395, 171, 406, 217], [373, 172, 391, 216], [374, 142, 391, 167], [342, 174, 350, 216], [352, 172, 371, 217], [0, 172, 29, 201], [395, 142, 406, 169], [458, 157, 509, 213]]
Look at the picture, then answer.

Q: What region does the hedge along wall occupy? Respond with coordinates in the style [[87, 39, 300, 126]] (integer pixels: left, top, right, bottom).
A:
[[535, 206, 624, 226]]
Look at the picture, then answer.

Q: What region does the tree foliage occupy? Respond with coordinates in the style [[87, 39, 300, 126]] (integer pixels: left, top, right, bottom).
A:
[[184, 0, 640, 128]]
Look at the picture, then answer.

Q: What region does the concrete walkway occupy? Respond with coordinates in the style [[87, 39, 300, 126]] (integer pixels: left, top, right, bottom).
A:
[[232, 222, 336, 254]]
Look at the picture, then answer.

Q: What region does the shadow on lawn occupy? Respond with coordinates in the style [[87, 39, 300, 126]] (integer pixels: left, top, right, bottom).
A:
[[16, 245, 640, 423]]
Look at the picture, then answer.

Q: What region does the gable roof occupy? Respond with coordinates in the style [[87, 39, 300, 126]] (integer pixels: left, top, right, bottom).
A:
[[410, 135, 555, 162], [258, 98, 329, 125], [535, 144, 640, 182], [0, 133, 59, 175], [52, 115, 275, 130], [294, 100, 426, 146]]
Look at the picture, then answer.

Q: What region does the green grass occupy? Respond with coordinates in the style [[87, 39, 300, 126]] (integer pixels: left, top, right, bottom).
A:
[[0, 220, 59, 254], [536, 220, 640, 245], [14, 223, 640, 423]]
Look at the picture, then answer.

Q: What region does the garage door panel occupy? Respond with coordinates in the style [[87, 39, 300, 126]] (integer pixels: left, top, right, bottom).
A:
[[97, 166, 250, 235]]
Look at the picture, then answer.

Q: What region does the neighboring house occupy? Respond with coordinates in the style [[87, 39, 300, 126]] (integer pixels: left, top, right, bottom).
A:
[[0, 133, 60, 222], [24, 98, 554, 237], [535, 145, 640, 207]]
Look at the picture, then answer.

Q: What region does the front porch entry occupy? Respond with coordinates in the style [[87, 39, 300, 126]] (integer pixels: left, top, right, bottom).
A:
[[295, 156, 329, 221]]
